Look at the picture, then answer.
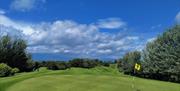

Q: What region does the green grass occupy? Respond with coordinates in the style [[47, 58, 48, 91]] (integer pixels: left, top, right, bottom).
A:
[[0, 66, 180, 91]]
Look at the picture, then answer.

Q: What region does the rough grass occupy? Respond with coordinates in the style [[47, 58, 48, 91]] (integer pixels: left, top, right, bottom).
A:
[[0, 65, 180, 91]]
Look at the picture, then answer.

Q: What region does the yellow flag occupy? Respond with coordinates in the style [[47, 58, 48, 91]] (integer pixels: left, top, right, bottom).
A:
[[135, 63, 141, 71]]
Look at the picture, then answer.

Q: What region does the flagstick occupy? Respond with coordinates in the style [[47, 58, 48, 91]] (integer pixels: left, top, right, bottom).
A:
[[133, 63, 141, 91], [132, 70, 134, 88], [132, 67, 135, 90]]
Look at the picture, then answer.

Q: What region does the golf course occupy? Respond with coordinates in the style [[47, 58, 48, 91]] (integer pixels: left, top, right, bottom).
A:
[[1, 1, 180, 91], [0, 65, 180, 91]]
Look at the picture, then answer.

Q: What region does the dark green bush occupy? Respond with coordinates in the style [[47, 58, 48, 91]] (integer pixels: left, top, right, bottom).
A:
[[118, 51, 141, 75], [69, 58, 106, 68], [44, 61, 69, 70]]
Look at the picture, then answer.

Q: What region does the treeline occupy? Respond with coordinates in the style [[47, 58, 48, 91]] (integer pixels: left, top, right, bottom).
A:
[[118, 25, 180, 83], [35, 58, 112, 70]]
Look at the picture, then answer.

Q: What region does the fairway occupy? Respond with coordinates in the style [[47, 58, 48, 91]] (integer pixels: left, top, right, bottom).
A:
[[0, 67, 180, 91]]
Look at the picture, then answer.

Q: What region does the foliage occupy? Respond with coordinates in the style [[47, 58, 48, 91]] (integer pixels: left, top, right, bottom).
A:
[[69, 58, 111, 68], [142, 25, 180, 82], [37, 58, 112, 70], [0, 36, 34, 72], [11, 68, 20, 75], [118, 51, 141, 75], [39, 61, 69, 70], [117, 25, 180, 83], [0, 63, 13, 77], [69, 58, 98, 68]]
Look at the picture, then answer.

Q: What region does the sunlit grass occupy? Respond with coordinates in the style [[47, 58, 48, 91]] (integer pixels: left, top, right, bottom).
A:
[[0, 66, 179, 91]]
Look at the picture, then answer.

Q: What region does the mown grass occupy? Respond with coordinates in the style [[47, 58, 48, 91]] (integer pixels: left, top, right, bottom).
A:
[[0, 65, 180, 91]]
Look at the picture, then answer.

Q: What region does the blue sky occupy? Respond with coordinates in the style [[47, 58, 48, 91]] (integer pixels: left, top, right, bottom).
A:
[[0, 0, 180, 60]]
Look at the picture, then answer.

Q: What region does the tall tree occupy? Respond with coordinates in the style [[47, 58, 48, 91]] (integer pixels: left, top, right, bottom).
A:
[[143, 25, 180, 82], [0, 35, 34, 72]]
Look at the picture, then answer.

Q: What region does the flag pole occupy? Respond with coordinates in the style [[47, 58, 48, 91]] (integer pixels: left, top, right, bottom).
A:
[[132, 63, 141, 91], [132, 66, 135, 89]]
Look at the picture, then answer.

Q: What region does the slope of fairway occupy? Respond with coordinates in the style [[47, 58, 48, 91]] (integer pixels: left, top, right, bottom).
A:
[[0, 66, 180, 91]]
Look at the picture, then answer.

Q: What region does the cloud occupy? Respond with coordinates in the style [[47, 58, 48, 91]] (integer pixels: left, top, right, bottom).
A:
[[126, 36, 139, 40], [0, 14, 144, 59], [175, 12, 180, 23], [10, 0, 46, 12], [0, 15, 35, 36], [0, 9, 5, 14], [151, 24, 162, 29], [97, 18, 126, 29], [147, 37, 156, 43]]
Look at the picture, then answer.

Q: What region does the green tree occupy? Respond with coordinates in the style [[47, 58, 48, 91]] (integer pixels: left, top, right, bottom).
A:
[[0, 35, 34, 72], [119, 51, 141, 75], [143, 25, 180, 82]]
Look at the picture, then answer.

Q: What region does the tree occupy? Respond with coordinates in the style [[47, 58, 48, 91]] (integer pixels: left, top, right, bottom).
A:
[[119, 51, 141, 75], [143, 25, 180, 82], [0, 35, 34, 72]]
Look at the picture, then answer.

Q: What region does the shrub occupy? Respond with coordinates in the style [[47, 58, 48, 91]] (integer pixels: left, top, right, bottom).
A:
[[69, 58, 99, 68], [101, 62, 110, 67], [45, 61, 69, 70], [0, 63, 12, 77], [11, 68, 20, 75], [118, 51, 141, 75]]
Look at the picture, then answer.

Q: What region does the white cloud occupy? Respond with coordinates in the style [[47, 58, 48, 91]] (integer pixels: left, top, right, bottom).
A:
[[151, 24, 162, 29], [97, 49, 113, 54], [0, 9, 5, 14], [175, 12, 180, 23], [10, 0, 46, 12], [97, 18, 126, 29], [0, 15, 35, 36], [147, 37, 156, 43], [126, 36, 139, 40], [0, 14, 144, 59]]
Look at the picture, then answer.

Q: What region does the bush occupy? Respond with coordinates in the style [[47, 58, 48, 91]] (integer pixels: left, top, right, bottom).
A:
[[69, 58, 98, 68], [0, 63, 12, 77], [11, 68, 20, 75], [101, 62, 111, 67], [45, 61, 69, 70], [118, 51, 141, 75]]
